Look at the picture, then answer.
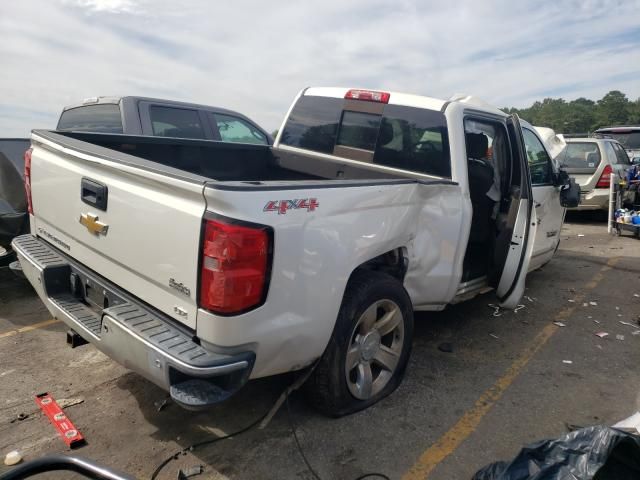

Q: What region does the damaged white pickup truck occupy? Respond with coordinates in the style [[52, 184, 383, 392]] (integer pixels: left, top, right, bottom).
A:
[[13, 87, 579, 416]]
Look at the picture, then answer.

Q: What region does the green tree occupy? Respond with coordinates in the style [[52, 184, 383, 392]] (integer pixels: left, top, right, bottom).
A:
[[627, 98, 640, 124], [565, 98, 595, 133], [504, 90, 638, 134], [594, 90, 629, 127]]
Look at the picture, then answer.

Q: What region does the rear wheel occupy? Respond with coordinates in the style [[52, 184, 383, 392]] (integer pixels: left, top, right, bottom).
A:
[[305, 270, 414, 417]]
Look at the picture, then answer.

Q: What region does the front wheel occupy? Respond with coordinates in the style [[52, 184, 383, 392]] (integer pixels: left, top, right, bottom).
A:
[[305, 270, 414, 417]]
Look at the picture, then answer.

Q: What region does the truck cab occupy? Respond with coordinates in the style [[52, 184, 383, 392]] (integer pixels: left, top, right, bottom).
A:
[[57, 96, 272, 145], [275, 88, 570, 302]]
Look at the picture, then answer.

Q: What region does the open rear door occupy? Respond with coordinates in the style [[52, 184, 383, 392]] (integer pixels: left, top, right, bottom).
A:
[[495, 114, 537, 308]]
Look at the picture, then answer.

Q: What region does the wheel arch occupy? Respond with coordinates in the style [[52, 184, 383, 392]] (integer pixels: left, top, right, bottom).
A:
[[347, 247, 409, 286]]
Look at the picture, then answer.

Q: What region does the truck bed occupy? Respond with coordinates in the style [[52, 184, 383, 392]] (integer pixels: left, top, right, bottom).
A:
[[50, 130, 406, 184]]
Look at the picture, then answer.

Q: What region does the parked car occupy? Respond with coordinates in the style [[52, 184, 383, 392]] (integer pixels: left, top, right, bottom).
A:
[[12, 87, 578, 416], [558, 137, 630, 211], [57, 96, 272, 145], [6, 97, 270, 273], [593, 126, 640, 162], [0, 138, 30, 266]]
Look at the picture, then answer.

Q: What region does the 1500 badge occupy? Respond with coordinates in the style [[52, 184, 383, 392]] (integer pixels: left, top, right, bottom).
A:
[[263, 198, 319, 215]]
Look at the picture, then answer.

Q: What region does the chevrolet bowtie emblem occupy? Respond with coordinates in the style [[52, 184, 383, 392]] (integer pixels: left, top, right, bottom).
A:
[[79, 213, 109, 236]]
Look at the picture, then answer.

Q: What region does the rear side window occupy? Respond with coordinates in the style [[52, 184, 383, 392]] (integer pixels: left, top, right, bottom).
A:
[[280, 95, 451, 177], [57, 104, 123, 133], [149, 106, 205, 139], [212, 113, 268, 145], [560, 142, 601, 170], [612, 142, 631, 165], [603, 141, 618, 166]]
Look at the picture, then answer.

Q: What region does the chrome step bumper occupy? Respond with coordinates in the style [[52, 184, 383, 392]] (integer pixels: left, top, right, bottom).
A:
[[12, 234, 254, 410]]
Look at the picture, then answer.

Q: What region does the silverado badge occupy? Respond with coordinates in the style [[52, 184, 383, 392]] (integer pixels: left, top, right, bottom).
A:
[[79, 213, 109, 236]]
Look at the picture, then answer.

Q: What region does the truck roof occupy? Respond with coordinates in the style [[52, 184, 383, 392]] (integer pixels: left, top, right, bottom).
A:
[[61, 96, 248, 118], [303, 87, 506, 117], [594, 125, 640, 132]]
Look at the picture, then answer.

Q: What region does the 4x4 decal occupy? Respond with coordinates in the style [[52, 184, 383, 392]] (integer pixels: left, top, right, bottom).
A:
[[264, 198, 319, 215]]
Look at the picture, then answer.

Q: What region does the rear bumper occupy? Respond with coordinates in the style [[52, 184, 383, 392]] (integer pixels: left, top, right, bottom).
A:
[[11, 234, 254, 410], [571, 189, 609, 211]]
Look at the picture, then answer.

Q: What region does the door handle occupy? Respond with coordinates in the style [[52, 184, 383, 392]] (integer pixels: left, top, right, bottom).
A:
[[81, 178, 108, 211]]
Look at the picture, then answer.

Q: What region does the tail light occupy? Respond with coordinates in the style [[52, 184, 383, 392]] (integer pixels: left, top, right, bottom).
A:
[[24, 147, 34, 214], [345, 89, 390, 104], [596, 164, 612, 188], [199, 218, 271, 315]]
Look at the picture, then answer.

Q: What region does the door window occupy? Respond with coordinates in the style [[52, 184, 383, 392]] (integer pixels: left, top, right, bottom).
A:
[[522, 128, 553, 185], [213, 114, 268, 145], [464, 118, 509, 203], [149, 106, 205, 139]]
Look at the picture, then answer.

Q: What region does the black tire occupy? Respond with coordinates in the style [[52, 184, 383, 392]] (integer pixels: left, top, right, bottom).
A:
[[304, 270, 414, 417]]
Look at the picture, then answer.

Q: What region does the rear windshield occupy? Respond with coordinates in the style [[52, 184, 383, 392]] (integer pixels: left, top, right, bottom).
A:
[[595, 131, 640, 149], [57, 104, 123, 133], [560, 142, 601, 170], [280, 95, 451, 178]]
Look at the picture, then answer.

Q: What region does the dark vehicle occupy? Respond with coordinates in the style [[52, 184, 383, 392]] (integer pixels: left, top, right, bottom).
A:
[[1, 97, 271, 270], [57, 96, 272, 145], [593, 126, 640, 162], [0, 138, 30, 265]]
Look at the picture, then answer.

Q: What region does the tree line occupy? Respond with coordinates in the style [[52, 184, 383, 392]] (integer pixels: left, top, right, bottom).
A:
[[504, 90, 640, 134]]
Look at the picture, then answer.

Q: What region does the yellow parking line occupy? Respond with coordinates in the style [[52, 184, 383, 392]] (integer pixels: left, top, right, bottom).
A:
[[402, 258, 617, 480], [0, 319, 61, 339]]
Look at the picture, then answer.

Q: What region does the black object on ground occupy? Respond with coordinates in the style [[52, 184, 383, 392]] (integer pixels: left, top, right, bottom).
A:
[[438, 342, 453, 353], [0, 455, 134, 480], [473, 426, 640, 480]]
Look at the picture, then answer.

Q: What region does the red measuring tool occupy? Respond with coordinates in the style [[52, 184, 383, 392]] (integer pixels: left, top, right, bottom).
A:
[[35, 392, 86, 448]]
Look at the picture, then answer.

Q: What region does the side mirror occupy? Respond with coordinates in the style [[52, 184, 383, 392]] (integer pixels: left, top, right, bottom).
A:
[[632, 157, 640, 166], [553, 169, 570, 187], [560, 177, 580, 208]]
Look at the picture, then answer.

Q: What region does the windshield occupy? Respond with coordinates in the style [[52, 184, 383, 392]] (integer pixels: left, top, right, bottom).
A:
[[597, 131, 640, 149], [560, 142, 601, 170]]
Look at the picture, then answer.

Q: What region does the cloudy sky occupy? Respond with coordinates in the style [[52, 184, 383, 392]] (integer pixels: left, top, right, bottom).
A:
[[1, 0, 639, 137]]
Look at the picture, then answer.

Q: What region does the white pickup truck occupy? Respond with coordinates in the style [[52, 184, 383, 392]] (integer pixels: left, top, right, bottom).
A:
[[13, 87, 578, 416]]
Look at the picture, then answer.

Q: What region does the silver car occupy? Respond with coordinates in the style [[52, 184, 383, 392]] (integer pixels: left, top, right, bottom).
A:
[[559, 138, 631, 211]]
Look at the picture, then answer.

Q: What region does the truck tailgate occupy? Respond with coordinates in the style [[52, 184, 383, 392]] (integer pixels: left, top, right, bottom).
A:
[[29, 132, 206, 328]]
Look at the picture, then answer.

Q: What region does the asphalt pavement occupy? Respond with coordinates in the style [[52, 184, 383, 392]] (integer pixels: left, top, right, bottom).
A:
[[1, 214, 639, 480]]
